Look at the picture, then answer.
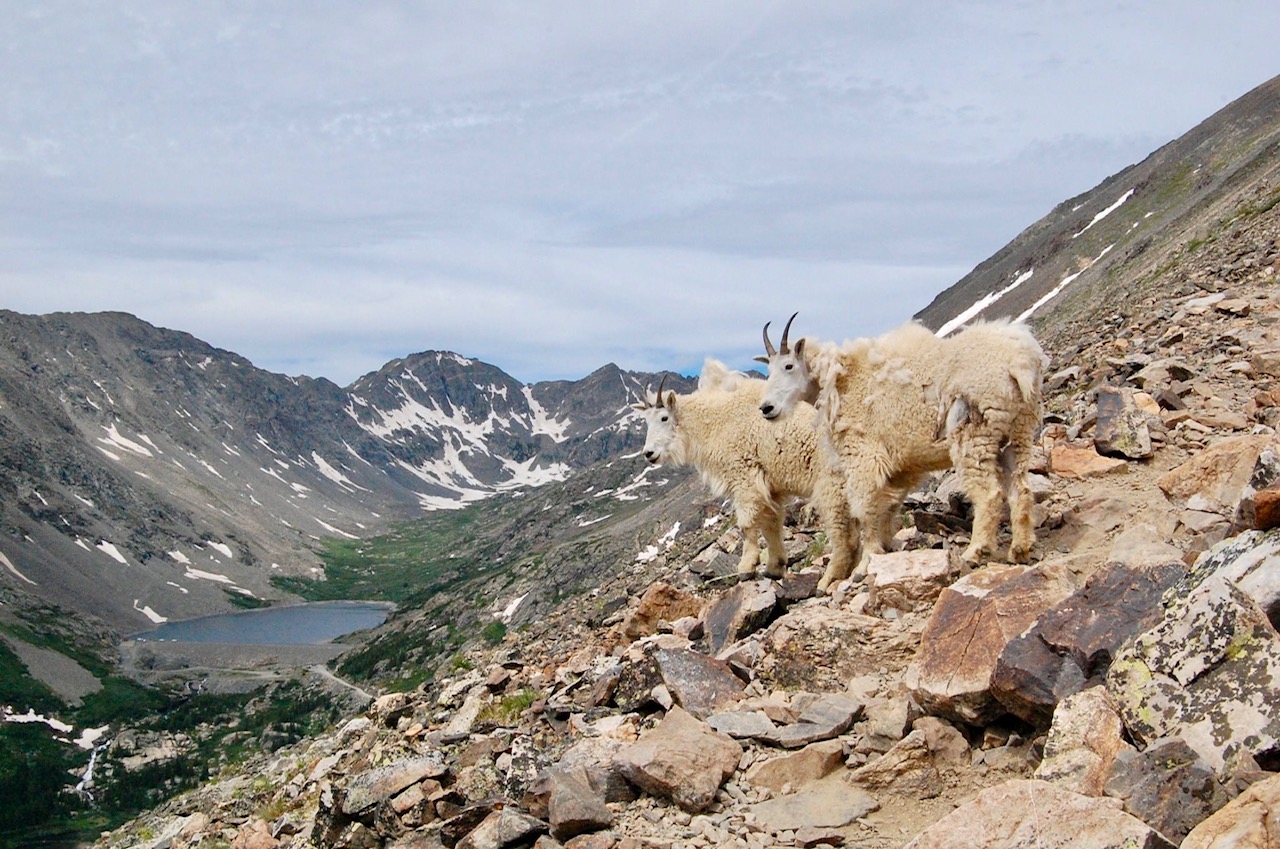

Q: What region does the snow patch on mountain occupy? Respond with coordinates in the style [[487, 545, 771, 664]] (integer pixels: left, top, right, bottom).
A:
[[522, 386, 571, 442]]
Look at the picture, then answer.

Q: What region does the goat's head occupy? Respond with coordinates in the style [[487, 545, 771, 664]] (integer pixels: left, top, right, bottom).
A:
[[755, 311, 812, 419], [629, 375, 680, 464]]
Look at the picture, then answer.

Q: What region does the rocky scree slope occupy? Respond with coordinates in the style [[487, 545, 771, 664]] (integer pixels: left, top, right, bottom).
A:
[[93, 189, 1280, 847], [0, 310, 693, 631]]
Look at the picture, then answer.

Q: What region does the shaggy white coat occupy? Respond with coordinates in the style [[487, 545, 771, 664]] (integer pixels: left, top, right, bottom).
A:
[[634, 360, 855, 581], [784, 320, 1045, 585]]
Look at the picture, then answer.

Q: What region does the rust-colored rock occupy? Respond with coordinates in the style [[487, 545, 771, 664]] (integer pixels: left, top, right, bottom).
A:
[[1050, 442, 1129, 478]]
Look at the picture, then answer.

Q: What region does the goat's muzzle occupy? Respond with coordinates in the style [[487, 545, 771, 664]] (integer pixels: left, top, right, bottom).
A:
[[760, 402, 779, 420]]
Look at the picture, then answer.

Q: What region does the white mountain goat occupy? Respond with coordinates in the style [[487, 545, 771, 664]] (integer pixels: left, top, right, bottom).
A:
[[757, 313, 1045, 582], [632, 360, 855, 583]]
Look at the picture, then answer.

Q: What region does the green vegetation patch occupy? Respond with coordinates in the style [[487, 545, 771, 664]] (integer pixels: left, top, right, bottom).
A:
[[272, 507, 504, 603]]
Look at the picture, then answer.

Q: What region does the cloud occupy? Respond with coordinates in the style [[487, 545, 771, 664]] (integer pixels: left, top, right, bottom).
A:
[[1, 1, 1277, 384]]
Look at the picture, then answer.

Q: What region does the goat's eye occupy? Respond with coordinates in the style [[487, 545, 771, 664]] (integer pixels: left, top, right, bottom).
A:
[[660, 415, 669, 422], [785, 363, 794, 371]]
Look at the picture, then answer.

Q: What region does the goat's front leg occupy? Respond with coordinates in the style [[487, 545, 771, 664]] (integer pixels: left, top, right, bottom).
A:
[[761, 517, 787, 579], [736, 523, 763, 579]]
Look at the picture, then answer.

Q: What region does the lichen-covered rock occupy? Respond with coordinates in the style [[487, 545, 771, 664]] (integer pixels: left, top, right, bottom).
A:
[[1172, 528, 1280, 626], [1107, 576, 1280, 774], [1103, 737, 1229, 843], [1095, 385, 1154, 459]]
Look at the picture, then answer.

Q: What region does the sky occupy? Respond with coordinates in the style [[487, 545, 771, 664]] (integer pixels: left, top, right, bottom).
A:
[[1, 2, 1277, 386]]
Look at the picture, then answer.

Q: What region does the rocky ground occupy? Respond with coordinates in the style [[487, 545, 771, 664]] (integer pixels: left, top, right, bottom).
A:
[[93, 197, 1280, 848]]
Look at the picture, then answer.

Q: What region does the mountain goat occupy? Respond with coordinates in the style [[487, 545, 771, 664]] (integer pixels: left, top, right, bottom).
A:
[[757, 314, 1045, 581], [632, 360, 855, 584]]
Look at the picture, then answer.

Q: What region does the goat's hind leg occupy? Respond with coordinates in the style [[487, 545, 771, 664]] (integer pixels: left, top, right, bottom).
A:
[[956, 432, 1005, 564], [1004, 438, 1036, 562]]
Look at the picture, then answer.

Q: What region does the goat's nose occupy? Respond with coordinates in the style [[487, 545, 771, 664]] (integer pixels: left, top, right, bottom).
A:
[[644, 450, 658, 463], [760, 403, 775, 419]]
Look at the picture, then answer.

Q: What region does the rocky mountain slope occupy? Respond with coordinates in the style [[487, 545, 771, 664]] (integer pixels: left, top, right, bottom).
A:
[[0, 312, 693, 631], [914, 73, 1280, 338], [91, 185, 1280, 848]]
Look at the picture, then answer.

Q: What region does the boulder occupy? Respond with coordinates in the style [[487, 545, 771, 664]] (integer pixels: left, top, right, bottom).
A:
[[1094, 386, 1154, 459], [990, 559, 1184, 725], [1050, 442, 1129, 478], [1173, 528, 1280, 627], [553, 735, 636, 806], [618, 582, 706, 642], [912, 562, 1078, 725], [545, 767, 613, 841], [748, 776, 879, 832], [705, 709, 778, 741], [743, 739, 845, 794], [1107, 576, 1280, 774], [1181, 772, 1280, 848], [231, 818, 278, 849], [903, 779, 1175, 849], [756, 605, 917, 693], [650, 648, 744, 719], [455, 808, 548, 849], [1103, 737, 1229, 843], [341, 755, 449, 817], [864, 549, 956, 616], [853, 692, 921, 754], [703, 579, 779, 655], [1158, 434, 1276, 515], [771, 692, 864, 748], [847, 716, 968, 798], [1033, 686, 1128, 796], [612, 706, 742, 812]]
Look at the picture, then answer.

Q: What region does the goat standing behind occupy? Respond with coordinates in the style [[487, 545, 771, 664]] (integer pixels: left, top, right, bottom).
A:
[[632, 359, 855, 582]]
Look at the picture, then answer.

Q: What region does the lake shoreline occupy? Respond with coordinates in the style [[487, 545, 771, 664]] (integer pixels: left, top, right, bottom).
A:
[[126, 599, 396, 645]]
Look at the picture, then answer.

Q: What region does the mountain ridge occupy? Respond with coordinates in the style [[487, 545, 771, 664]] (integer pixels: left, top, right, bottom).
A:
[[0, 308, 696, 631]]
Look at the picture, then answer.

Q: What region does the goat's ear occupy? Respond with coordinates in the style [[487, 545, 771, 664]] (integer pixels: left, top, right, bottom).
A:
[[752, 354, 770, 364], [793, 338, 806, 357], [629, 402, 646, 412], [662, 390, 677, 409]]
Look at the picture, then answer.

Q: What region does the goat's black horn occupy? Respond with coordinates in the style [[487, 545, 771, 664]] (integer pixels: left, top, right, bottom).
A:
[[656, 374, 668, 405], [779, 311, 799, 354], [762, 321, 776, 357]]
